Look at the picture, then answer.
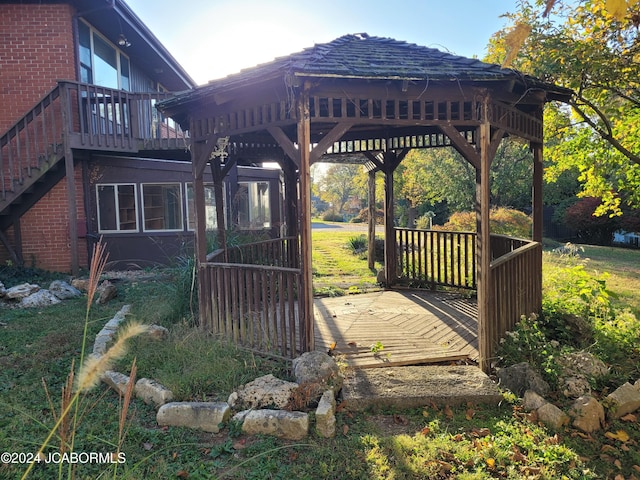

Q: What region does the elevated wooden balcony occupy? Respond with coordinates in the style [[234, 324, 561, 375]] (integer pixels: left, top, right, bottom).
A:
[[0, 81, 189, 219]]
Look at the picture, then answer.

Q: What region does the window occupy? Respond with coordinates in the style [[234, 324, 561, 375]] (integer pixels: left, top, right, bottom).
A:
[[96, 184, 138, 232], [186, 183, 224, 230], [236, 182, 270, 229], [142, 184, 183, 231], [78, 20, 130, 90]]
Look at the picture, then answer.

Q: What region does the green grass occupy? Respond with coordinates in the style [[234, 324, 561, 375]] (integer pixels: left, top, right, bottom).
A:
[[311, 230, 382, 295], [2, 241, 640, 479]]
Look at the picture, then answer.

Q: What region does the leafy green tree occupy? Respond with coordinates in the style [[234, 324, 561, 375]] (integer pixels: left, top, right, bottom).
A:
[[488, 0, 640, 215], [317, 163, 365, 214]]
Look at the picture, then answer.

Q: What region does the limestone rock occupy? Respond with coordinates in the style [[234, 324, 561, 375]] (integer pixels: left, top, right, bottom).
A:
[[49, 280, 82, 300], [496, 362, 550, 397], [558, 352, 608, 380], [157, 402, 230, 433], [522, 390, 547, 411], [21, 290, 61, 308], [231, 374, 298, 410], [536, 402, 569, 430], [96, 280, 117, 304], [0, 281, 7, 298], [315, 390, 337, 438], [570, 395, 605, 433], [102, 370, 132, 396], [136, 378, 174, 407], [561, 376, 592, 399], [71, 278, 90, 292], [147, 324, 169, 340], [293, 351, 343, 394], [241, 409, 309, 440], [6, 283, 40, 300], [606, 382, 640, 420]]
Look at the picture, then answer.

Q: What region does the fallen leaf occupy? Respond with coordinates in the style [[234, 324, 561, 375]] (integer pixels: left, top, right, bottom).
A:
[[621, 413, 637, 423], [328, 341, 337, 351], [233, 440, 247, 450], [172, 452, 178, 460], [512, 446, 527, 463], [465, 408, 475, 421], [632, 465, 640, 473], [393, 414, 408, 425], [615, 475, 625, 480], [176, 470, 189, 478], [601, 444, 617, 453], [422, 409, 429, 418], [452, 433, 464, 442], [347, 341, 357, 347], [420, 426, 430, 435], [605, 430, 630, 442], [486, 458, 495, 469], [471, 428, 491, 438], [444, 405, 454, 419], [343, 424, 349, 436], [142, 442, 153, 451], [289, 451, 298, 462], [615, 459, 622, 469], [621, 443, 630, 452]]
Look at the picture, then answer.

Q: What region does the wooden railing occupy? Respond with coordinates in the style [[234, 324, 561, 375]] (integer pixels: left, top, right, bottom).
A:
[[1, 81, 188, 211], [206, 236, 298, 268], [200, 237, 306, 358], [488, 241, 542, 360], [396, 228, 476, 289]]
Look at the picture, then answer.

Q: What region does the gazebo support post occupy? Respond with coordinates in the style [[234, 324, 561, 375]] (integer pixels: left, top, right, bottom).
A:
[[210, 157, 228, 257], [368, 169, 376, 270], [532, 141, 544, 243], [297, 86, 314, 352], [476, 99, 493, 373]]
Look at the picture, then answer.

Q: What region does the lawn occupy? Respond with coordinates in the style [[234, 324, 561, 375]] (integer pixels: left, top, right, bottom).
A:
[[1, 237, 639, 479]]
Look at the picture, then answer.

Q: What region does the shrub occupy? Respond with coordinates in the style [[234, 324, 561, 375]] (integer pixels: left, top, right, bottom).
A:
[[351, 207, 384, 224], [564, 197, 617, 245], [347, 234, 367, 254], [436, 207, 531, 238], [322, 210, 344, 222]]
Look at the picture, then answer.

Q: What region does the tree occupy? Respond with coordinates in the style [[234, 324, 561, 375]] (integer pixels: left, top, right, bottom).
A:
[[317, 164, 364, 214], [489, 0, 640, 215]]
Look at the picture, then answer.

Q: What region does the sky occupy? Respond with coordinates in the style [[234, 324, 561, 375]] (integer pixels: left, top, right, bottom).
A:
[[125, 0, 516, 86]]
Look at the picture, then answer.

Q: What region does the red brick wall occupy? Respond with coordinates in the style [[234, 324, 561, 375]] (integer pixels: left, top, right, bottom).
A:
[[0, 3, 77, 133], [1, 164, 88, 272]]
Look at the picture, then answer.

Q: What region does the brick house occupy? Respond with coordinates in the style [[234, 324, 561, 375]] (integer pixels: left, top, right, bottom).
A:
[[0, 0, 283, 272]]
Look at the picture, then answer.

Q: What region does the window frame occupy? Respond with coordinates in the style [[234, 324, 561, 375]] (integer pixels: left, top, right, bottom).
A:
[[236, 181, 271, 230], [96, 183, 139, 233], [141, 182, 184, 233], [185, 182, 225, 231]]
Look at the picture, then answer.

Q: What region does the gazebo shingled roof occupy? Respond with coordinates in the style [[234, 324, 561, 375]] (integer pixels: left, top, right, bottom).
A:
[[158, 34, 573, 372]]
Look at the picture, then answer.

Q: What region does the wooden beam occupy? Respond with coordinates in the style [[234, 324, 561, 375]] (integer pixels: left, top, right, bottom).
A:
[[210, 157, 228, 256], [267, 126, 299, 167], [309, 122, 352, 164], [363, 151, 384, 171], [439, 124, 480, 169], [191, 139, 208, 266], [383, 151, 397, 285], [368, 170, 376, 270], [476, 98, 493, 374], [532, 142, 544, 242], [297, 86, 314, 352], [0, 228, 21, 266]]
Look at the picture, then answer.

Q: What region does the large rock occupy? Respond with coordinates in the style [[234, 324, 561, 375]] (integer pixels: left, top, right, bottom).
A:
[[146, 324, 169, 340], [229, 374, 298, 410], [606, 382, 640, 420], [315, 390, 336, 438], [49, 280, 82, 300], [570, 395, 605, 433], [93, 305, 131, 355], [496, 362, 550, 397], [135, 378, 174, 407], [240, 409, 309, 440], [96, 280, 117, 304], [0, 281, 7, 298], [293, 351, 343, 393], [522, 390, 547, 411], [157, 402, 230, 433], [21, 289, 61, 308], [560, 376, 592, 399], [5, 283, 39, 300], [558, 352, 608, 380], [102, 370, 132, 396], [537, 402, 569, 430], [71, 278, 90, 292]]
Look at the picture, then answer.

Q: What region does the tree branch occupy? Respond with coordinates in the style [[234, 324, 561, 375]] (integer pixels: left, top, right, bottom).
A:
[[568, 95, 640, 166]]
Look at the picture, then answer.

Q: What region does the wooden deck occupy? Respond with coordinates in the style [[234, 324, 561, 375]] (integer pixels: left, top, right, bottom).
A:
[[314, 290, 478, 369]]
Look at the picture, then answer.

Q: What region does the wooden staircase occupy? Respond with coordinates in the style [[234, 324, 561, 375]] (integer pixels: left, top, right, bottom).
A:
[[0, 81, 190, 264]]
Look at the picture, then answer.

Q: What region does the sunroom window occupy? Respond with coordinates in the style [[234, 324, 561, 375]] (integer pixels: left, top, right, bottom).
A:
[[142, 184, 183, 231], [237, 182, 270, 229], [96, 184, 138, 232], [186, 183, 224, 230]]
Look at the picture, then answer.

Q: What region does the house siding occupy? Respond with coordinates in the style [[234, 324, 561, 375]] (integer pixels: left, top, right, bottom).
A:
[[0, 3, 77, 132]]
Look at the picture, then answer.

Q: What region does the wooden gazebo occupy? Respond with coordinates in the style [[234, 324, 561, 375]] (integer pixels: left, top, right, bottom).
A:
[[159, 34, 572, 371]]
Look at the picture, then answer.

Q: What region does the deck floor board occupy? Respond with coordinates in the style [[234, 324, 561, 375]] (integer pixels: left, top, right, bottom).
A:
[[314, 290, 478, 369]]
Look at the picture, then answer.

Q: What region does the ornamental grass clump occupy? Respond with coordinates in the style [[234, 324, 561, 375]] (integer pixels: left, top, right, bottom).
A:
[[22, 240, 148, 480]]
